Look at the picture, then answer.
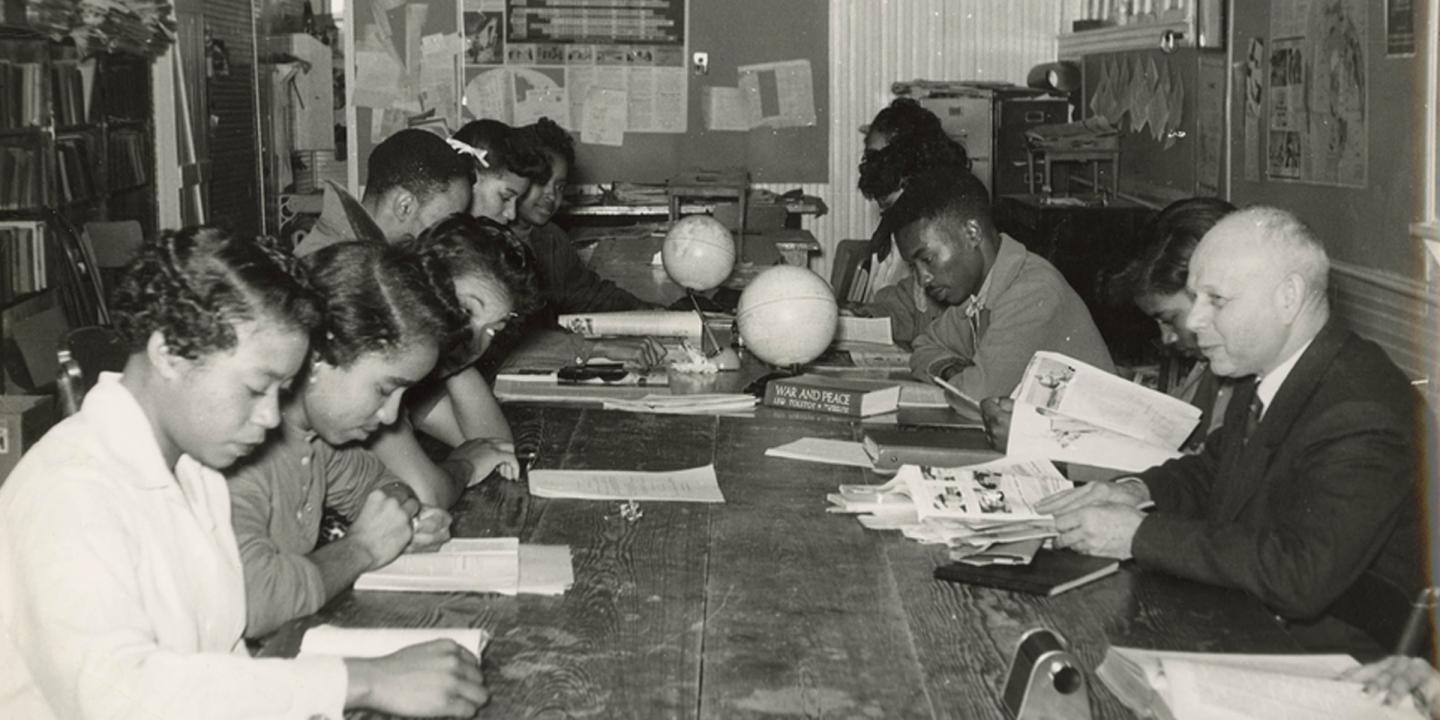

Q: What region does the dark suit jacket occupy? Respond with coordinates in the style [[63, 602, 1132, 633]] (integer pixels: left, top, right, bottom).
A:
[[1132, 319, 1429, 621]]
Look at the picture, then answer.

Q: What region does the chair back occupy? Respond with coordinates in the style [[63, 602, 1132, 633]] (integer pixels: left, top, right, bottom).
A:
[[56, 326, 128, 417], [830, 239, 870, 303]]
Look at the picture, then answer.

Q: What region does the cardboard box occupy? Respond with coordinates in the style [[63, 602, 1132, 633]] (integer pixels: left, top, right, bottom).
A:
[[0, 395, 55, 485]]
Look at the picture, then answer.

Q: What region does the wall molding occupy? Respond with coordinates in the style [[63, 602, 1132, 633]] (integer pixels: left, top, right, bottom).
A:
[[1330, 259, 1437, 309]]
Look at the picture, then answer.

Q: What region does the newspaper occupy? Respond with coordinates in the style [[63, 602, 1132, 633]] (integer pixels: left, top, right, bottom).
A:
[[899, 459, 1071, 523], [1014, 351, 1201, 450], [1008, 402, 1184, 473]]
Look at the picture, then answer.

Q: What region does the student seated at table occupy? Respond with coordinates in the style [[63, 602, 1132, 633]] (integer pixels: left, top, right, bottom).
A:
[[983, 196, 1238, 452], [1039, 207, 1429, 646], [450, 118, 547, 226], [0, 227, 487, 719], [459, 118, 664, 371], [386, 213, 538, 452], [293, 127, 474, 256], [229, 241, 513, 638], [847, 98, 970, 344], [513, 117, 654, 316], [895, 165, 1114, 399]]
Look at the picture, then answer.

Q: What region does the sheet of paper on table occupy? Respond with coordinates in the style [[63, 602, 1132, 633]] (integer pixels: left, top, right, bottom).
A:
[[300, 625, 490, 658], [529, 464, 725, 503], [353, 538, 574, 595], [604, 393, 757, 416], [765, 437, 873, 469], [1097, 647, 1423, 720]]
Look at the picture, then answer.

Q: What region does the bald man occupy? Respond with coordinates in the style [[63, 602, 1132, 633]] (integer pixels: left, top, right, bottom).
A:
[[1037, 207, 1429, 639]]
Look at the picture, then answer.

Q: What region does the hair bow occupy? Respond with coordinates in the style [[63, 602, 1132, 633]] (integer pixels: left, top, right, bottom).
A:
[[446, 138, 490, 168]]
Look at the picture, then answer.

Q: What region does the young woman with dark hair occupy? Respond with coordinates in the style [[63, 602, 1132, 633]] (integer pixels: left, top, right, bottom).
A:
[[0, 227, 488, 719], [451, 119, 549, 224], [227, 239, 511, 638]]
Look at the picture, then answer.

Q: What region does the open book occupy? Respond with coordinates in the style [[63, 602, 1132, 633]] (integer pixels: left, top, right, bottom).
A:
[[1098, 646, 1425, 720], [1007, 352, 1202, 472], [354, 538, 573, 595]]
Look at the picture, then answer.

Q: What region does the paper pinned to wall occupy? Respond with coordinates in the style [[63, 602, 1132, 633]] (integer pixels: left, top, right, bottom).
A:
[[580, 87, 628, 146], [515, 87, 569, 128], [420, 33, 461, 131], [704, 86, 754, 131], [737, 59, 816, 129], [354, 49, 403, 108], [463, 67, 512, 123]]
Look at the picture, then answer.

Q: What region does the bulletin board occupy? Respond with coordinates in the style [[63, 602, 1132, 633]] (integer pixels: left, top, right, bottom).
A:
[[347, 0, 828, 188], [1228, 0, 1422, 276]]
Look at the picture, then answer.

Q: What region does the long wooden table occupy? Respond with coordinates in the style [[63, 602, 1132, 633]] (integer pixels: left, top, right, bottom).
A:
[[261, 404, 1300, 719]]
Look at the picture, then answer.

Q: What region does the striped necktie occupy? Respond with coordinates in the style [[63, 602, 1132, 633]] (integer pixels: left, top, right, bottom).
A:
[[1242, 394, 1264, 445]]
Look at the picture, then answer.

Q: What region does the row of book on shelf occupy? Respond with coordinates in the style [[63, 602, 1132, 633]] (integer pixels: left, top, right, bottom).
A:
[[0, 221, 48, 305], [0, 58, 93, 129], [0, 133, 146, 210]]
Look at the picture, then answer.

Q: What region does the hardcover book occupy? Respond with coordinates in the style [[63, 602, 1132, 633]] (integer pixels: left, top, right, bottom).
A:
[[762, 374, 901, 417]]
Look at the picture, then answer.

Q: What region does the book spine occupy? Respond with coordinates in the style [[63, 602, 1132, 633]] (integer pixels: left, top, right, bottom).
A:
[[763, 380, 864, 417]]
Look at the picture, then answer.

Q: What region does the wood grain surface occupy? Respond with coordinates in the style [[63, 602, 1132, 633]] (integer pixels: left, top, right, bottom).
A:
[[258, 405, 1299, 719]]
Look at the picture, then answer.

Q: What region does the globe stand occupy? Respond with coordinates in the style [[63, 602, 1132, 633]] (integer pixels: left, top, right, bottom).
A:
[[742, 363, 804, 397], [685, 289, 725, 358]]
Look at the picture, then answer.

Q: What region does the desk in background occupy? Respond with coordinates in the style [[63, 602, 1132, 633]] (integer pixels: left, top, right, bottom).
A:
[[259, 405, 1300, 719]]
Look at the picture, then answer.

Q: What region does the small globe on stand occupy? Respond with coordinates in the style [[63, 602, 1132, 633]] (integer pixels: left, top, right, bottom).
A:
[[736, 265, 838, 367], [662, 214, 736, 292]]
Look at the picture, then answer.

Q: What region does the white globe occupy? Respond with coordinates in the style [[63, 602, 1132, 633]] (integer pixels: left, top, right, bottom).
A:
[[736, 265, 838, 366], [662, 214, 736, 291]]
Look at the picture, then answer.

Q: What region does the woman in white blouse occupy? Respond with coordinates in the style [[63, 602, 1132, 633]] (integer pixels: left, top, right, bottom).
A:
[[0, 227, 487, 719]]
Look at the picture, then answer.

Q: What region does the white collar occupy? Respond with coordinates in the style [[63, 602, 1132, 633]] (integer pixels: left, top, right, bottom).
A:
[[1254, 336, 1315, 417]]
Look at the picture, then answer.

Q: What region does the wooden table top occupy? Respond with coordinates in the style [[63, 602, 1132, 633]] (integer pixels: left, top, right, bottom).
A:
[[259, 405, 1299, 719]]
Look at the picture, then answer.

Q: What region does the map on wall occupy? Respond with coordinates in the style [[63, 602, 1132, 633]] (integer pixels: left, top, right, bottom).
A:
[[1266, 0, 1368, 187], [460, 0, 687, 145]]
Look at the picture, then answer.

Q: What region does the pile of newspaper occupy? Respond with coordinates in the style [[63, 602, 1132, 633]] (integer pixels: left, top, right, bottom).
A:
[[827, 456, 1071, 565]]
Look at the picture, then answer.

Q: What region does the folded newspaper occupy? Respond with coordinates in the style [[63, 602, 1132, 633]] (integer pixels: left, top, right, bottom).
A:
[[827, 457, 1071, 552], [1006, 352, 1202, 472]]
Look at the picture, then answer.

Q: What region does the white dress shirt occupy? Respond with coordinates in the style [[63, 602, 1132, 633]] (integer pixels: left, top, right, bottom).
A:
[[0, 373, 347, 719], [1255, 337, 1315, 419]]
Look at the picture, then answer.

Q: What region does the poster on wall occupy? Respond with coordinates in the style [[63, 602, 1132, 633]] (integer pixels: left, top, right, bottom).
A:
[[1265, 0, 1367, 187], [460, 0, 687, 145], [1386, 0, 1416, 57]]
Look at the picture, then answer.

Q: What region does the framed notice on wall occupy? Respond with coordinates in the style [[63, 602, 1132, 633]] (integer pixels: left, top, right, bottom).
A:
[[461, 0, 688, 146]]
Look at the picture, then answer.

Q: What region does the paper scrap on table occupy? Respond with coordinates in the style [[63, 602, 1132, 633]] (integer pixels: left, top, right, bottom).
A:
[[580, 87, 627, 146], [765, 438, 873, 469], [704, 86, 754, 131], [603, 394, 757, 416], [834, 316, 893, 346], [300, 625, 490, 658], [737, 59, 816, 129], [529, 464, 724, 503]]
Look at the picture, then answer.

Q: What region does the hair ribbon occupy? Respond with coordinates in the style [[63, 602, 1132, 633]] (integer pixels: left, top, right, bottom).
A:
[[446, 138, 490, 168]]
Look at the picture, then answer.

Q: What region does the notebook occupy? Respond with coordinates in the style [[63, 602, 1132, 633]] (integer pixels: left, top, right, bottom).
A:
[[932, 549, 1119, 596]]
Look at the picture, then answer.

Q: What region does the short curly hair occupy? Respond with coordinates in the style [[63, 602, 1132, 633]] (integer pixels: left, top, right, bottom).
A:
[[401, 213, 541, 319], [521, 116, 575, 174], [364, 128, 476, 205], [858, 131, 971, 201], [111, 226, 320, 358], [302, 241, 467, 368]]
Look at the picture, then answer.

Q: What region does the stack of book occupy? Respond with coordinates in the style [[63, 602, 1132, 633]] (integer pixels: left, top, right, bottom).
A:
[[49, 60, 91, 127], [0, 221, 48, 304], [0, 59, 44, 129], [108, 128, 148, 189], [0, 144, 41, 210], [54, 137, 96, 204]]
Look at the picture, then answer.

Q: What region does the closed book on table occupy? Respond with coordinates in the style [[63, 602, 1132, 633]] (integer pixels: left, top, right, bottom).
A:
[[862, 426, 1000, 471], [763, 374, 900, 417], [932, 549, 1118, 597]]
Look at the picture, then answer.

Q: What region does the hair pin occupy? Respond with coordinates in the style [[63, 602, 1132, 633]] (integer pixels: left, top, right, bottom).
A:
[[445, 138, 490, 168]]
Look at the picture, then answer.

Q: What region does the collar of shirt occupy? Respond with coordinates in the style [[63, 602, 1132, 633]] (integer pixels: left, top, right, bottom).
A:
[[84, 372, 184, 489], [1254, 336, 1315, 417], [962, 233, 1025, 317]]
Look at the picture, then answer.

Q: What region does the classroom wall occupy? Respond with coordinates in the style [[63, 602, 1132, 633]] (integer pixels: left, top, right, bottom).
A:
[[787, 0, 1077, 279]]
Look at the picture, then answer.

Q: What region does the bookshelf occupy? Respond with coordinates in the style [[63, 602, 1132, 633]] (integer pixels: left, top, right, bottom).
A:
[[0, 6, 157, 393], [0, 22, 155, 304]]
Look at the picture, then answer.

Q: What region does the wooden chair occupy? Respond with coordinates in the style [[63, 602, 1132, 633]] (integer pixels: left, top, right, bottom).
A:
[[55, 326, 128, 417], [830, 239, 870, 303]]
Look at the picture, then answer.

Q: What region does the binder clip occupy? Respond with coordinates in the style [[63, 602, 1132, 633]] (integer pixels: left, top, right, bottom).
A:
[[1001, 628, 1092, 720]]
